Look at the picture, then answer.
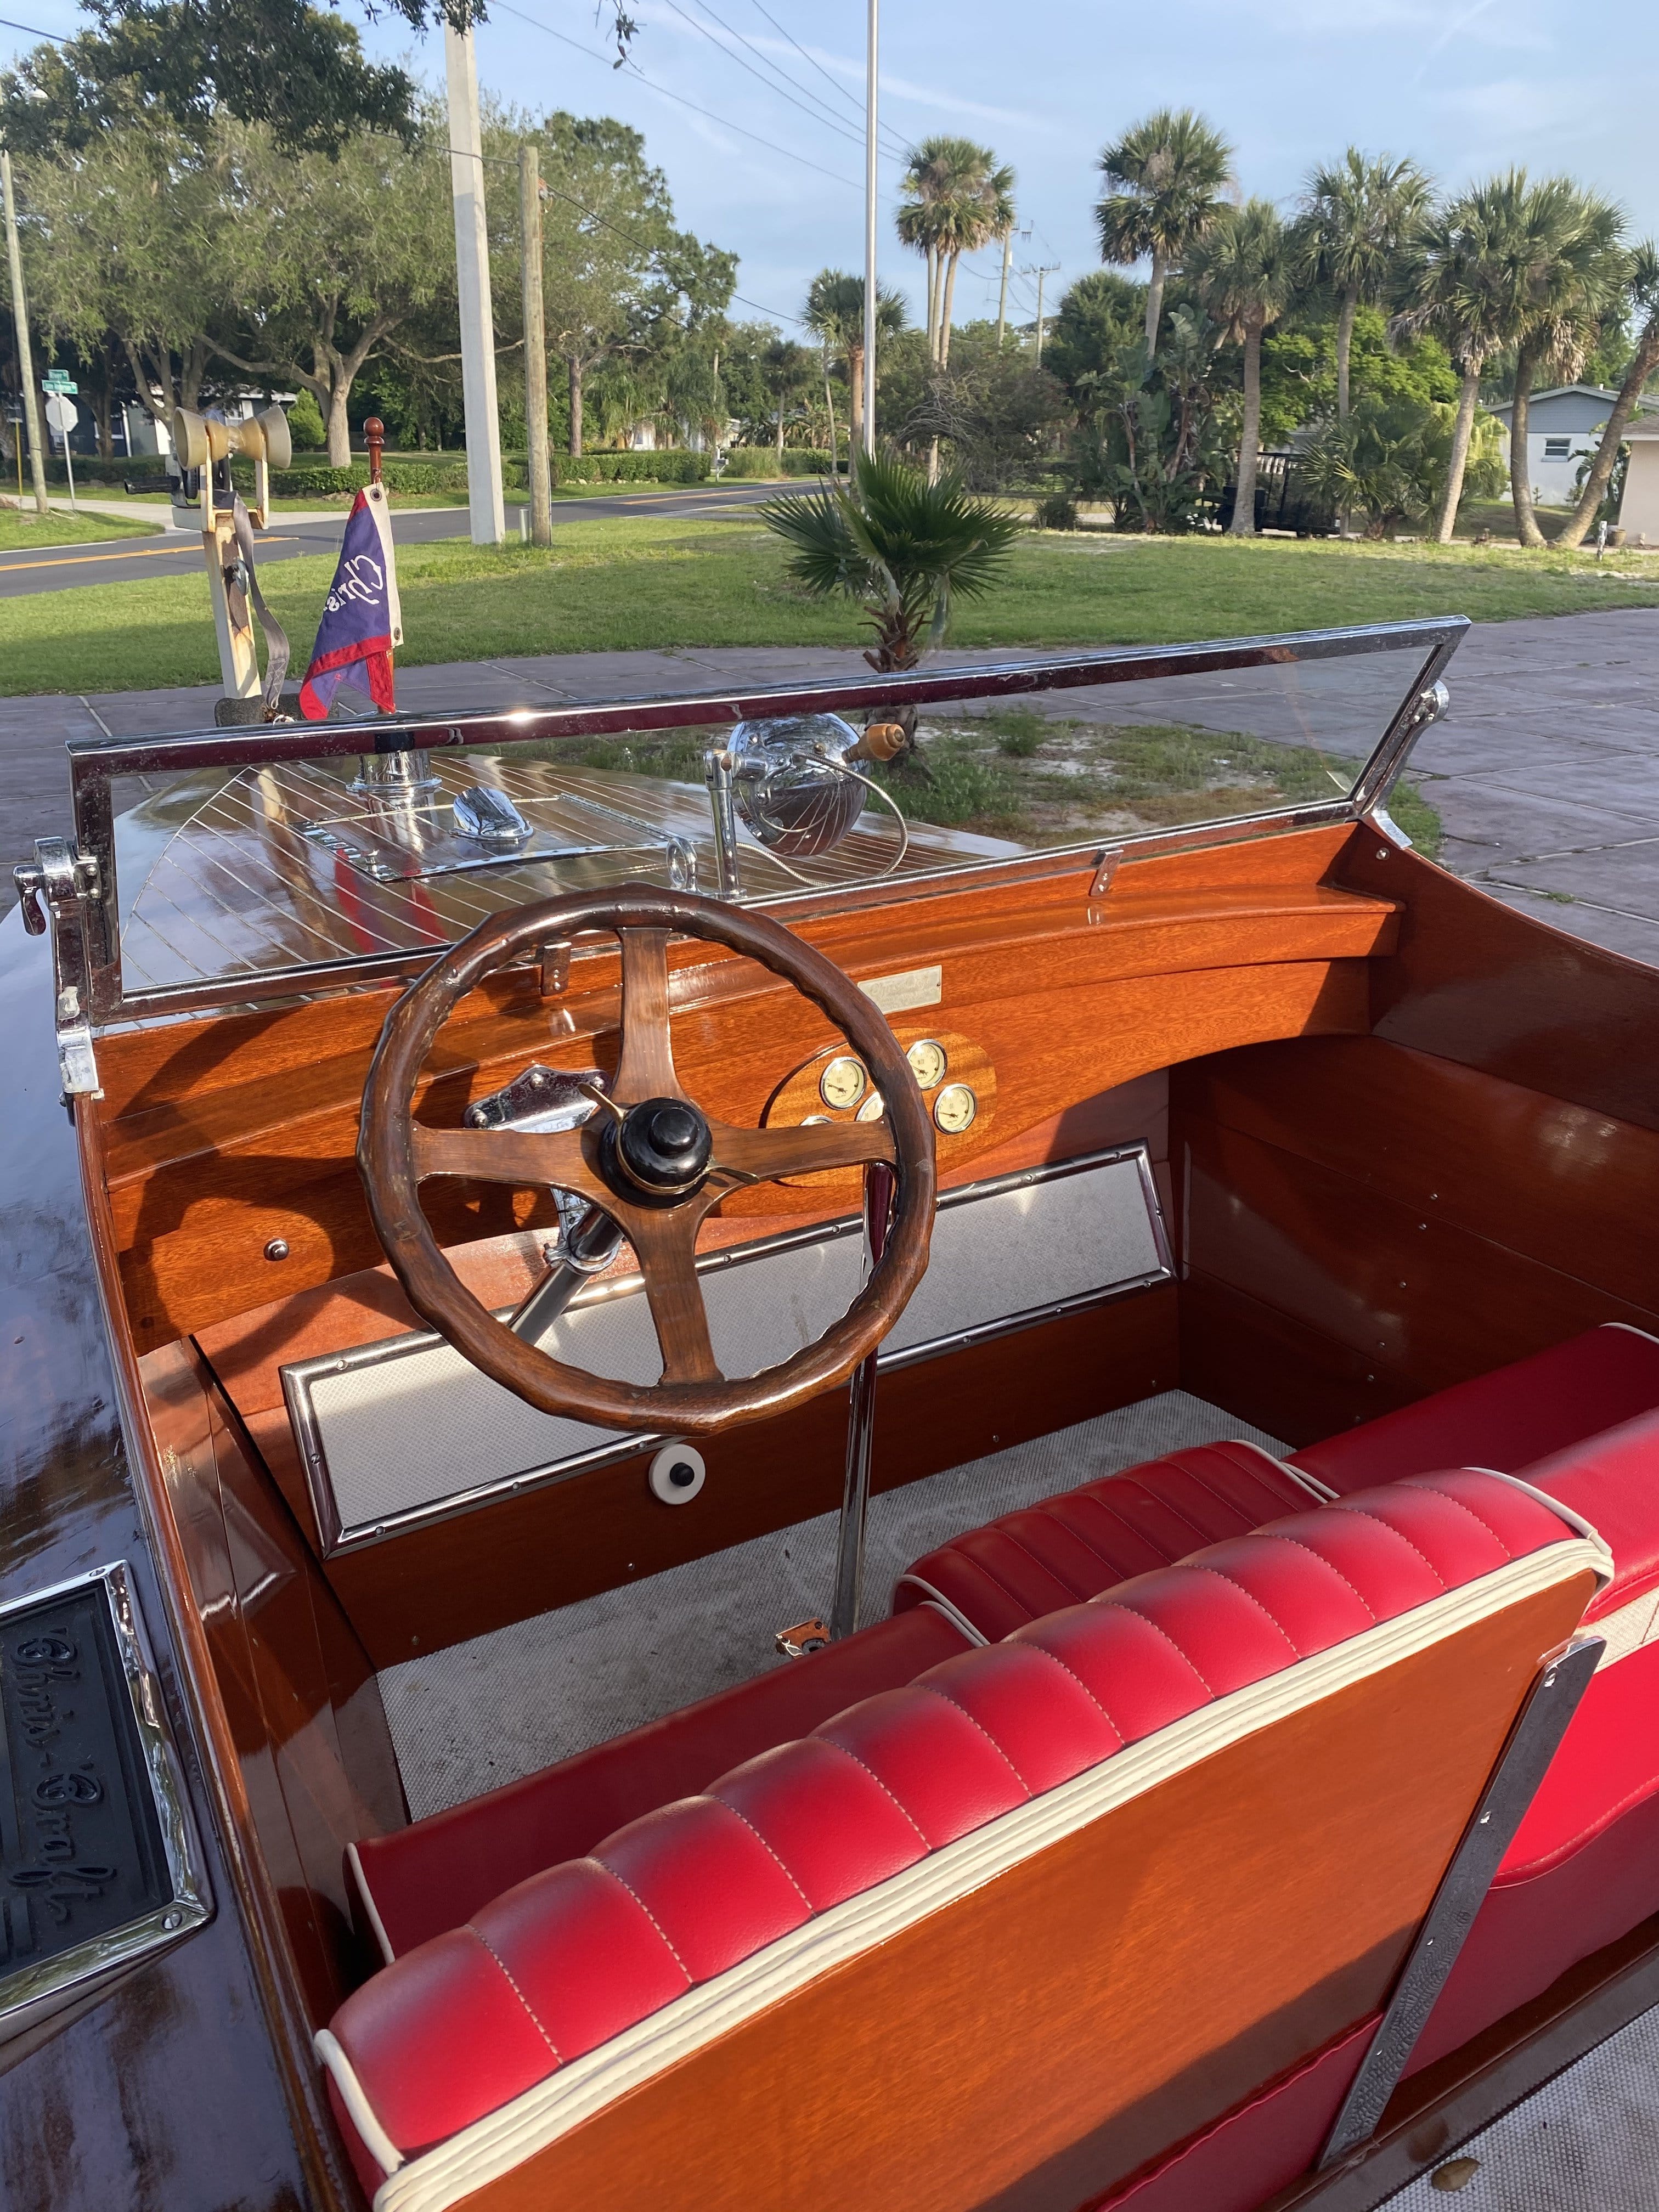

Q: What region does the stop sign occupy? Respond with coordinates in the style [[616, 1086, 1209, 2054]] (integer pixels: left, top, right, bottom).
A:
[[44, 394, 78, 435]]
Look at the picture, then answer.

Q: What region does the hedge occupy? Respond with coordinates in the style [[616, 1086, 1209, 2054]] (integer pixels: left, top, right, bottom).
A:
[[550, 450, 708, 485]]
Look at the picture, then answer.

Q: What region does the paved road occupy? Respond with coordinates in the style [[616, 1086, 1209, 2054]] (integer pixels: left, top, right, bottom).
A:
[[3, 610, 1656, 965], [0, 481, 776, 600]]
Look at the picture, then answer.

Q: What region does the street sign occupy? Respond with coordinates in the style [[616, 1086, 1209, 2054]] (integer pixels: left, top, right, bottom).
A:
[[44, 394, 78, 435], [42, 372, 77, 393]]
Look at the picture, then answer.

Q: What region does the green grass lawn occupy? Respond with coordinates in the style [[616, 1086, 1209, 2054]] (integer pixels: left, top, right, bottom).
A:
[[4, 511, 1658, 698], [0, 503, 161, 551]]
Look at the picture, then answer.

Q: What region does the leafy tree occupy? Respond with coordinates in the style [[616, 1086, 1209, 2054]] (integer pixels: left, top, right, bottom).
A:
[[884, 321, 1068, 492], [286, 386, 327, 447], [18, 121, 225, 431], [1558, 244, 1659, 548], [206, 115, 453, 464], [1071, 302, 1230, 532], [1042, 270, 1147, 397], [1186, 199, 1295, 536], [802, 270, 905, 453], [1095, 109, 1234, 354], [533, 112, 733, 456], [1259, 304, 1457, 445], [759, 450, 1022, 708], [1293, 149, 1432, 419]]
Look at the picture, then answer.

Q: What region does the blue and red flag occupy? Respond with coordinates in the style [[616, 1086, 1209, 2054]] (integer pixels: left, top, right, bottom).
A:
[[299, 482, 403, 720]]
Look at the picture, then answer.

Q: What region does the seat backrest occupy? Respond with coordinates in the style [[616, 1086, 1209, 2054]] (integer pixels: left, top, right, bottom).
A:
[[321, 1474, 1605, 2212]]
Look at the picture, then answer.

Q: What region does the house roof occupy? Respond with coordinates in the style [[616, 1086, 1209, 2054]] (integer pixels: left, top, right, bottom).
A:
[[1488, 382, 1659, 424]]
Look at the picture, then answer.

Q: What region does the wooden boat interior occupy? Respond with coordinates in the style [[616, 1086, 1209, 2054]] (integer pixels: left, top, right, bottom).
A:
[[19, 620, 1659, 2212]]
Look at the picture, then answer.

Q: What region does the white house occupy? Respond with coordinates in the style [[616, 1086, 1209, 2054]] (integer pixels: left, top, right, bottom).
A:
[[1617, 425, 1659, 546], [1487, 383, 1659, 506]]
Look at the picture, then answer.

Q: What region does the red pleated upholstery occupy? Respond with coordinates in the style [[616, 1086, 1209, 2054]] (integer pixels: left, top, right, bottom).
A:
[[1288, 1323, 1659, 1496], [1519, 1409, 1659, 1626], [895, 1440, 1318, 1640], [325, 1474, 1581, 2185]]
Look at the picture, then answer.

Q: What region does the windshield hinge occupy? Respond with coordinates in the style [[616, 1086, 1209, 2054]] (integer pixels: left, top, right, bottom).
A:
[[13, 837, 104, 1099]]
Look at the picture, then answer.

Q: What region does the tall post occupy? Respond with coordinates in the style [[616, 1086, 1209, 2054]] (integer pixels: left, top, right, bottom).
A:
[[364, 415, 385, 485], [860, 0, 878, 458], [1, 149, 49, 518], [519, 142, 552, 546], [444, 23, 506, 548], [996, 229, 1012, 347], [1034, 263, 1058, 363]]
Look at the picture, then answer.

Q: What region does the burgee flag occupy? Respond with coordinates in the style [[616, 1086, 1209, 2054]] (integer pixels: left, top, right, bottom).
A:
[[299, 481, 403, 719]]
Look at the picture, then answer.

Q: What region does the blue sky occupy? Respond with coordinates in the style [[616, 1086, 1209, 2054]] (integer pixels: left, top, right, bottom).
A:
[[9, 0, 1659, 340]]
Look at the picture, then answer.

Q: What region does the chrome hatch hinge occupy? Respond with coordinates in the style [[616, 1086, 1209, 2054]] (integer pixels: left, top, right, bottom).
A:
[[13, 837, 104, 1098]]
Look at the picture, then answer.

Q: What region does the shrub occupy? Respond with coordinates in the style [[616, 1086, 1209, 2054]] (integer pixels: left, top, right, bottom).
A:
[[286, 391, 328, 449], [551, 450, 710, 486], [985, 706, 1047, 757], [1033, 489, 1080, 531]]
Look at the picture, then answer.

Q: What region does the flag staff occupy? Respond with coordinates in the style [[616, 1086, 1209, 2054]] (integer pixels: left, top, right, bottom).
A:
[[861, 0, 878, 458]]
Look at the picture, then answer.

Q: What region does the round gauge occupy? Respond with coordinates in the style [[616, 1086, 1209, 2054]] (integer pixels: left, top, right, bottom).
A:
[[819, 1054, 868, 1112], [933, 1082, 978, 1135], [856, 1091, 885, 1123], [800, 1113, 831, 1125], [906, 1038, 947, 1091]]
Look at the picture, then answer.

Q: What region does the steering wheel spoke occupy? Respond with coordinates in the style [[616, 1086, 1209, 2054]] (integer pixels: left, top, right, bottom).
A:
[[612, 927, 685, 1105], [413, 1122, 611, 1205], [710, 1118, 896, 1186], [631, 1207, 722, 1385]]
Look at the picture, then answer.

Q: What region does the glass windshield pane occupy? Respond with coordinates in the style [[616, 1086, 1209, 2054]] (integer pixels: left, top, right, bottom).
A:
[[98, 636, 1440, 1006]]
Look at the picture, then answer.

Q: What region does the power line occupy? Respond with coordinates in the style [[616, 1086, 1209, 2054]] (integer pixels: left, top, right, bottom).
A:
[[0, 14, 65, 38], [492, 0, 861, 194], [688, 0, 909, 162], [652, 0, 871, 157]]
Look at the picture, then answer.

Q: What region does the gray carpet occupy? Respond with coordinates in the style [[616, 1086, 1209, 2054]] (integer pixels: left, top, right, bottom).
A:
[[1383, 2001, 1659, 2209], [381, 1389, 1285, 1820]]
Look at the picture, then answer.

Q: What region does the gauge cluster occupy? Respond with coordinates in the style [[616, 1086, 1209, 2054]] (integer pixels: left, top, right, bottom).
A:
[[763, 1026, 996, 1166]]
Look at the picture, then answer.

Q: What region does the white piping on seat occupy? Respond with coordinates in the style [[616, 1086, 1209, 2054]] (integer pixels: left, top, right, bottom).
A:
[[1216, 1436, 1337, 1503], [894, 1580, 990, 1646], [348, 1840, 398, 1968], [315, 2027, 405, 2181], [1602, 1322, 1659, 1350], [1464, 1469, 1615, 1589]]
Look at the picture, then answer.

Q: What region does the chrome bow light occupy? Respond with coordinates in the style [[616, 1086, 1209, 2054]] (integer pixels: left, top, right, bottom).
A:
[[704, 713, 909, 897]]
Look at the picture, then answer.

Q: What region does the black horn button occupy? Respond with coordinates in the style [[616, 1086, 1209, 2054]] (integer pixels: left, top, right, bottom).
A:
[[603, 1096, 713, 1203]]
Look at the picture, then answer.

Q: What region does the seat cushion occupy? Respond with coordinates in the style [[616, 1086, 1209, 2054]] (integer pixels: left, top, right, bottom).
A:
[[321, 1472, 1597, 2203], [894, 1441, 1322, 1642], [351, 1602, 969, 1964], [1288, 1323, 1659, 1496]]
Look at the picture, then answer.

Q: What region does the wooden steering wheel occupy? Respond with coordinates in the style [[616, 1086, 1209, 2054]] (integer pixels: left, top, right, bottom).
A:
[[358, 886, 937, 1436]]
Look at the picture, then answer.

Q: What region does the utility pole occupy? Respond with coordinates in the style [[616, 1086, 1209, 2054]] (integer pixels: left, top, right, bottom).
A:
[[445, 22, 505, 546], [1031, 261, 1060, 363], [519, 142, 552, 547], [860, 0, 878, 457], [1, 148, 49, 518], [996, 229, 1012, 347]]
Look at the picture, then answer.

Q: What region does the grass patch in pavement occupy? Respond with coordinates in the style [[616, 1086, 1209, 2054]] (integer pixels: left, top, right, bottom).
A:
[[0, 503, 161, 551], [4, 512, 1659, 699]]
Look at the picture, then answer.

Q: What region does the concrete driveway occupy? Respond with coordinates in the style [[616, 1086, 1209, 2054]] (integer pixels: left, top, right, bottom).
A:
[[2, 609, 1655, 963]]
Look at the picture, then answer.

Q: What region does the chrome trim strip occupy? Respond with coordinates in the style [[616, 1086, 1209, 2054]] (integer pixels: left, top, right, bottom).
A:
[[68, 619, 1468, 1026], [283, 1143, 1174, 1555], [0, 1561, 213, 2030]]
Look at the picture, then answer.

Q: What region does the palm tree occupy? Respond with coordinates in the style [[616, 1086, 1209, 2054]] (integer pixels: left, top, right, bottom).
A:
[[1294, 149, 1433, 419], [803, 270, 906, 453], [1499, 177, 1624, 546], [1187, 199, 1294, 537], [1096, 109, 1234, 356], [896, 138, 1013, 370], [759, 449, 1022, 698], [1558, 244, 1659, 548], [761, 335, 816, 465], [1398, 178, 1528, 543]]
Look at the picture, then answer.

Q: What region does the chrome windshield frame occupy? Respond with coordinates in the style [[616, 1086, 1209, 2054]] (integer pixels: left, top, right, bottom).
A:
[[64, 614, 1468, 1028]]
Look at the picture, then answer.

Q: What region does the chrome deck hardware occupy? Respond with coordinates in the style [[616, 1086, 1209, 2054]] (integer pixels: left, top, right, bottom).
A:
[[12, 838, 104, 1098]]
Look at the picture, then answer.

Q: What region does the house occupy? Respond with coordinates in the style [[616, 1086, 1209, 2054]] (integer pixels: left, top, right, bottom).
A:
[[1487, 384, 1659, 506], [1617, 424, 1659, 545]]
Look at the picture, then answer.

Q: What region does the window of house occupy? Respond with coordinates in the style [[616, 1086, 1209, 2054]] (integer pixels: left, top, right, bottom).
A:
[[1544, 437, 1572, 459]]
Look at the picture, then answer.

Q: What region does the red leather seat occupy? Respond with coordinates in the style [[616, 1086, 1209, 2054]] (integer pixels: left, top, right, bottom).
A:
[[352, 1604, 969, 1964], [895, 1440, 1321, 1641], [1287, 1322, 1659, 1494], [321, 1472, 1599, 2210]]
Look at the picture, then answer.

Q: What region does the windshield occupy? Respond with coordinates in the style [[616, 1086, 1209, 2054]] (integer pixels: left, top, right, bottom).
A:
[[72, 622, 1459, 1018]]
